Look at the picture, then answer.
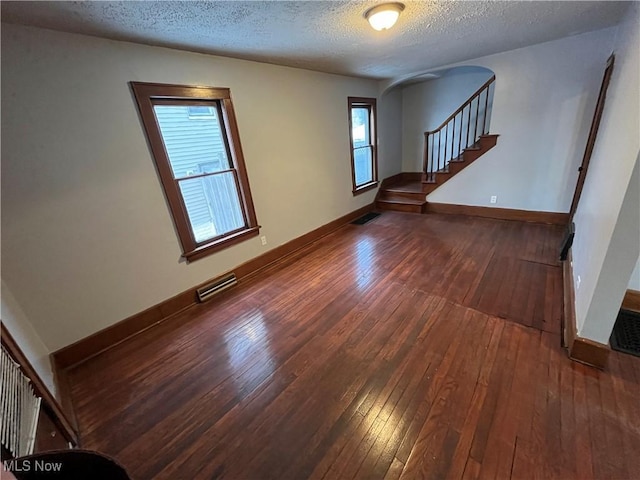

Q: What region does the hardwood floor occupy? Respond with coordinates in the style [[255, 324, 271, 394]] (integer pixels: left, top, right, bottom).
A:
[[65, 212, 640, 480]]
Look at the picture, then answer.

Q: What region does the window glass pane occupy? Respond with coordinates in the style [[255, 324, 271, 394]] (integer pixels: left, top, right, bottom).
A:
[[154, 104, 230, 179], [354, 146, 373, 186], [178, 171, 245, 243], [351, 107, 370, 147]]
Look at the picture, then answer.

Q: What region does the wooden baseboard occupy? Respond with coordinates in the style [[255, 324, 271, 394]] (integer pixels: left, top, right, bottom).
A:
[[51, 357, 80, 442], [52, 203, 375, 370], [562, 251, 574, 349], [562, 250, 610, 369], [568, 335, 610, 370], [426, 203, 569, 225], [622, 289, 640, 312]]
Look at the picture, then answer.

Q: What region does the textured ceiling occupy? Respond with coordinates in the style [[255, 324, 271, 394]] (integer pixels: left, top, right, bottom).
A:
[[1, 1, 630, 80]]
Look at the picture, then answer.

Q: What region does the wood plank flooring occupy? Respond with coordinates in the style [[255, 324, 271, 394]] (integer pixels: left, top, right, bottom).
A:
[[65, 212, 640, 479]]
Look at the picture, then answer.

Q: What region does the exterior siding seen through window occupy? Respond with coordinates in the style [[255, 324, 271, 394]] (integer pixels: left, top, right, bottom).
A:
[[348, 97, 378, 195]]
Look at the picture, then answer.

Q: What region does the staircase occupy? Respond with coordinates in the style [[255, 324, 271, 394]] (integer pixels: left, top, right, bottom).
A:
[[376, 173, 426, 213], [377, 75, 499, 214]]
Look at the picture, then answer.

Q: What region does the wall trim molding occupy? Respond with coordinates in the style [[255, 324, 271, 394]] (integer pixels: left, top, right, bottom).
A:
[[562, 250, 610, 369], [52, 203, 375, 371], [622, 289, 640, 312], [426, 202, 569, 225]]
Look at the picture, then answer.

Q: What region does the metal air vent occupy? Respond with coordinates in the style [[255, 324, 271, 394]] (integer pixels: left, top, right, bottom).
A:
[[196, 273, 237, 302]]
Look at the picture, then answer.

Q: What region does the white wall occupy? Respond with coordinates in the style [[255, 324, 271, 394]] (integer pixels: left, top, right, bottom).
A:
[[378, 88, 404, 179], [401, 67, 494, 172], [1, 24, 393, 351], [419, 28, 617, 212], [572, 3, 640, 343], [1, 282, 58, 398], [579, 156, 639, 342], [629, 259, 640, 291]]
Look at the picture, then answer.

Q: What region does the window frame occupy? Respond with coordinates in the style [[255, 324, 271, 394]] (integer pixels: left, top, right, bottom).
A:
[[347, 97, 378, 195], [130, 82, 259, 262]]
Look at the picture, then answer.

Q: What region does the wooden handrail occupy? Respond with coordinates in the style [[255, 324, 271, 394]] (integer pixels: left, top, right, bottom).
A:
[[423, 75, 496, 177], [424, 75, 496, 135]]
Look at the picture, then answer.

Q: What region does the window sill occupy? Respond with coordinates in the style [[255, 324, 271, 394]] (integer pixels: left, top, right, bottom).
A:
[[352, 181, 379, 196], [183, 226, 260, 263]]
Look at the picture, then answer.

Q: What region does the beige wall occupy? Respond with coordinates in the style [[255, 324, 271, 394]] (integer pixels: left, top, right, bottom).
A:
[[1, 24, 400, 351]]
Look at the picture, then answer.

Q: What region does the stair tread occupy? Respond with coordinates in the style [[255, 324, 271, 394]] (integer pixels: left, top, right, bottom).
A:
[[384, 180, 423, 193]]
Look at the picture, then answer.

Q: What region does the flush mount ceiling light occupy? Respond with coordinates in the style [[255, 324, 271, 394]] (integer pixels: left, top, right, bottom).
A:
[[364, 3, 405, 31]]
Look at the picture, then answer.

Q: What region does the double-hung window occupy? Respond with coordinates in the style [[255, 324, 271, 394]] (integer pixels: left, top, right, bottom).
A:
[[131, 82, 259, 262], [348, 97, 378, 195]]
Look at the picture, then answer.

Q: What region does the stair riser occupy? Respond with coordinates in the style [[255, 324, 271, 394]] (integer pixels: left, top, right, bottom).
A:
[[479, 134, 498, 149], [422, 184, 438, 194], [447, 162, 466, 175], [376, 201, 425, 214], [380, 190, 426, 201], [462, 150, 483, 162], [421, 136, 498, 195]]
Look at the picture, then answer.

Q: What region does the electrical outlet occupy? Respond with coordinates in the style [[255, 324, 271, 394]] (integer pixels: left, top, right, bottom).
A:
[[260, 236, 267, 246], [490, 195, 497, 204], [576, 275, 581, 290]]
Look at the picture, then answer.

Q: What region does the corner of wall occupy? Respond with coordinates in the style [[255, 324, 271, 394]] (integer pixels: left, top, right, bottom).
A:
[[572, 5, 640, 343], [1, 280, 58, 398], [378, 87, 404, 178], [578, 154, 640, 343]]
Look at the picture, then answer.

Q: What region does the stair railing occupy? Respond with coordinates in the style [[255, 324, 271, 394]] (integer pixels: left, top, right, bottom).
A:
[[423, 75, 495, 181]]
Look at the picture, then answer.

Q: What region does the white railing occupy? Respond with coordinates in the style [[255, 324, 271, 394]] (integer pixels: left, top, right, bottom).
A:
[[1, 345, 41, 458]]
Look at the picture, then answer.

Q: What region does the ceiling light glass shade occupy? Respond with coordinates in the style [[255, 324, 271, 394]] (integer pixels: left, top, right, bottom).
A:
[[365, 3, 405, 31]]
